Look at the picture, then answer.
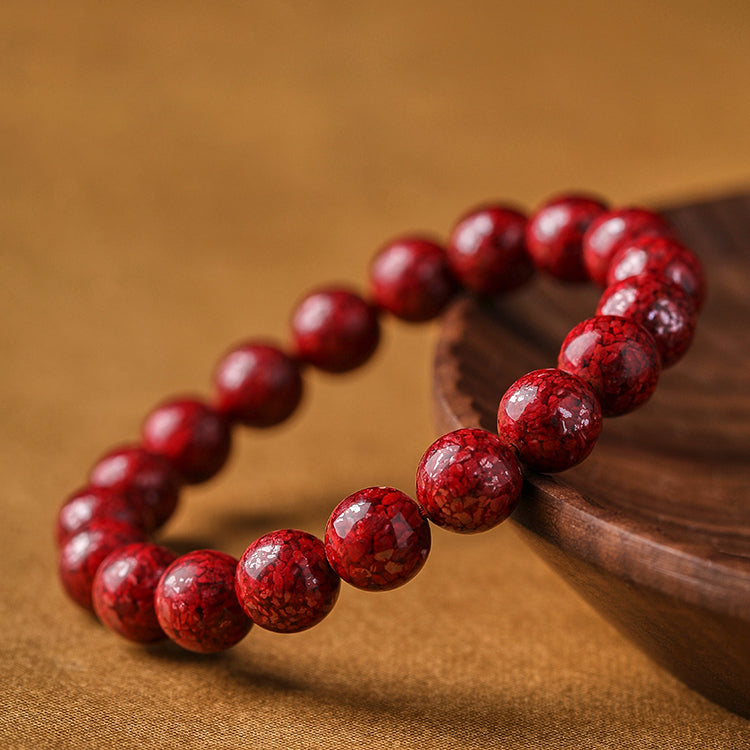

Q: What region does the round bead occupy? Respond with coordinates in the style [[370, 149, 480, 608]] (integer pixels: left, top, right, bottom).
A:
[[558, 316, 661, 417], [92, 543, 177, 643], [89, 445, 182, 530], [55, 485, 147, 546], [325, 487, 431, 591], [597, 276, 697, 368], [582, 207, 671, 286], [141, 398, 231, 485], [291, 287, 380, 373], [369, 236, 456, 321], [607, 235, 707, 310], [416, 428, 523, 533], [213, 342, 304, 427], [446, 204, 534, 295], [235, 529, 340, 633], [525, 194, 608, 282], [497, 368, 602, 473], [58, 518, 146, 610], [154, 550, 251, 653]]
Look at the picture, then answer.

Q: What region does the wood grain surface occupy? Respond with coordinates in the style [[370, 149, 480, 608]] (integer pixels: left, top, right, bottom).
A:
[[433, 192, 750, 716]]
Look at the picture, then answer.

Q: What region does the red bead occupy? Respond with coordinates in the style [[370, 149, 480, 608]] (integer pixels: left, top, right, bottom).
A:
[[55, 485, 148, 546], [154, 550, 251, 653], [607, 235, 707, 310], [325, 487, 431, 591], [141, 398, 231, 485], [597, 276, 697, 368], [92, 543, 177, 643], [58, 518, 146, 611], [213, 342, 304, 427], [446, 204, 534, 295], [558, 316, 661, 417], [416, 428, 523, 533], [235, 529, 340, 633], [497, 368, 602, 473], [369, 236, 456, 322], [525, 194, 608, 282], [291, 287, 380, 373], [89, 445, 182, 530], [582, 207, 671, 286]]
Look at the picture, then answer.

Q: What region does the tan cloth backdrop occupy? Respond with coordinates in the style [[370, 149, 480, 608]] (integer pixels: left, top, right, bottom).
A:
[[2, 2, 750, 748]]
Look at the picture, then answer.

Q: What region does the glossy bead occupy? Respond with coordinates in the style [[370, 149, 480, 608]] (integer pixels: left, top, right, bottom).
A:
[[369, 236, 456, 321], [447, 204, 534, 295], [58, 518, 146, 610], [582, 207, 671, 286], [497, 368, 602, 473], [92, 543, 177, 643], [89, 445, 182, 530], [525, 194, 608, 282], [558, 316, 661, 417], [213, 342, 304, 427], [607, 235, 707, 310], [235, 530, 340, 633], [291, 287, 380, 373], [55, 485, 147, 546], [416, 428, 523, 533], [597, 277, 697, 368], [141, 398, 231, 484], [325, 487, 431, 591], [154, 550, 251, 653]]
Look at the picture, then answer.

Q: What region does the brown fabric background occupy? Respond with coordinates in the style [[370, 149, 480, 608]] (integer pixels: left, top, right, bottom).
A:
[[2, 2, 750, 747]]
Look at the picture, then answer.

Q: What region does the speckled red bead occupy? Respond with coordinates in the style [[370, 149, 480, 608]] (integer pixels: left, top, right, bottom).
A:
[[497, 368, 602, 473], [55, 485, 148, 546], [291, 287, 380, 373], [89, 445, 182, 530], [325, 487, 431, 591], [607, 235, 707, 310], [597, 276, 697, 368], [525, 194, 608, 282], [235, 529, 340, 633], [416, 428, 523, 533], [141, 398, 231, 485], [369, 236, 457, 321], [92, 543, 177, 643], [154, 549, 251, 653], [58, 518, 147, 610], [446, 205, 534, 295], [582, 207, 671, 286], [558, 315, 661, 417], [213, 342, 304, 427]]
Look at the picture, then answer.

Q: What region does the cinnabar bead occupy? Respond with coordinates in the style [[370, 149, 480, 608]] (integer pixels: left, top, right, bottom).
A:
[[58, 518, 147, 610], [155, 550, 251, 653], [92, 543, 177, 643], [235, 529, 340, 633], [497, 368, 602, 473], [213, 342, 304, 427], [525, 194, 608, 282], [89, 445, 182, 530], [416, 428, 523, 533], [607, 235, 707, 310], [141, 398, 231, 485], [447, 204, 534, 295], [582, 207, 671, 286], [597, 277, 697, 368], [291, 287, 380, 373], [55, 485, 148, 546], [325, 487, 431, 591], [558, 316, 661, 417], [369, 236, 456, 322]]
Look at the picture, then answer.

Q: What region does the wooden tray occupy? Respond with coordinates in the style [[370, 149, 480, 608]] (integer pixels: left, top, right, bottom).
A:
[[432, 192, 750, 717]]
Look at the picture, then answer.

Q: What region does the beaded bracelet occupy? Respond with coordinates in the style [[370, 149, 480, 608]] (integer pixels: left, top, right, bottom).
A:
[[55, 193, 706, 653]]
